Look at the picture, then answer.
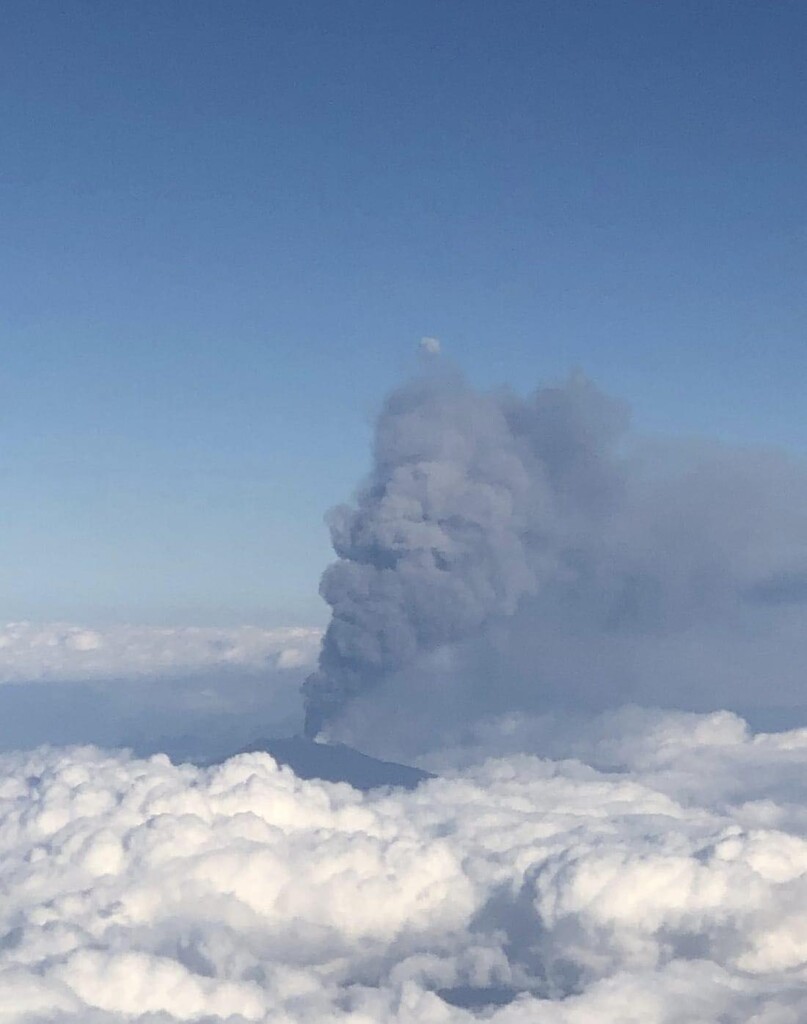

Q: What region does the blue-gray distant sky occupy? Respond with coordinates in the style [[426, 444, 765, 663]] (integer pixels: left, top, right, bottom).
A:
[[2, 0, 805, 626]]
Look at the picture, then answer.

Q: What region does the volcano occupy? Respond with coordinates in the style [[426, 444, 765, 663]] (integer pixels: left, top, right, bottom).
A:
[[232, 735, 434, 792]]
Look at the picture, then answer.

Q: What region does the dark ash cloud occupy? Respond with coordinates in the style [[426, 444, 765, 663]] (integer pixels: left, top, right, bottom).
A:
[[304, 368, 807, 739]]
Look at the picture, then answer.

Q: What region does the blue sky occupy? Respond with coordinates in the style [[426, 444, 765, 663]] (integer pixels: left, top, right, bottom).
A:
[[2, 0, 805, 626]]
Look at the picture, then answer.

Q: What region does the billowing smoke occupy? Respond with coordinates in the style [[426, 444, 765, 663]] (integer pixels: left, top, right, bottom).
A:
[[305, 366, 807, 739], [303, 369, 630, 735]]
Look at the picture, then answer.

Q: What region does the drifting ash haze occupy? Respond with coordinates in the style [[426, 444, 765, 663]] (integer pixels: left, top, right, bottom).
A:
[[0, 711, 806, 1023], [305, 368, 807, 742]]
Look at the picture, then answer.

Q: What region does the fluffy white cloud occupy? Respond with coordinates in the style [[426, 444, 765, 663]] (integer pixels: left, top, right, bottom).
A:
[[0, 622, 322, 684], [0, 709, 805, 1022]]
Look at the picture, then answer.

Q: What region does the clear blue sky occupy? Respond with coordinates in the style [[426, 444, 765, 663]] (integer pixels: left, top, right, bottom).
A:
[[2, 0, 805, 626]]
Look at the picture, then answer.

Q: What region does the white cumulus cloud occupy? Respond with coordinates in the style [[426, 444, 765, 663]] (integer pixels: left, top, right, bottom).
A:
[[0, 708, 805, 1023]]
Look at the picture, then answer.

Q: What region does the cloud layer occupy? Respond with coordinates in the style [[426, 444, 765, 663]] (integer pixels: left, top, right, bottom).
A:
[[1, 709, 805, 1023], [0, 623, 321, 684], [0, 624, 323, 762]]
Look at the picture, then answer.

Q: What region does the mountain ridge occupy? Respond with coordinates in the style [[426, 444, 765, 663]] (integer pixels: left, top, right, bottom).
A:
[[233, 735, 434, 791]]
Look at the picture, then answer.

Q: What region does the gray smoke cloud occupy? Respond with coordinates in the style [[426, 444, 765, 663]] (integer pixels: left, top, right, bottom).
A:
[[304, 367, 807, 739]]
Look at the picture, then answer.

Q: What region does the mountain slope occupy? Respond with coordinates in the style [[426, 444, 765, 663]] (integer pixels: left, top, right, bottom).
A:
[[235, 735, 434, 791]]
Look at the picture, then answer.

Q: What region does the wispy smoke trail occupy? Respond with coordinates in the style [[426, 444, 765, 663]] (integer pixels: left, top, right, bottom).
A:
[[303, 369, 628, 735]]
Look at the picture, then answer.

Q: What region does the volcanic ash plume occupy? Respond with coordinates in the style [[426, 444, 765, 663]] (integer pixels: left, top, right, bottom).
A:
[[303, 370, 628, 735]]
